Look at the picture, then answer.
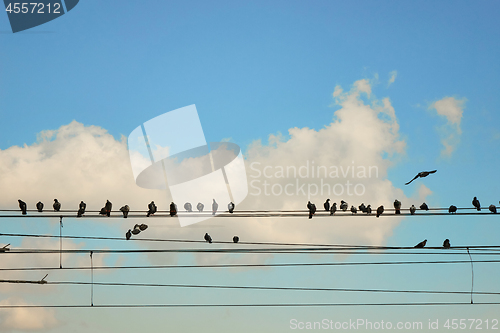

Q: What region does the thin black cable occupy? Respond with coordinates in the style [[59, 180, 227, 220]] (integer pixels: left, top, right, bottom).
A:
[[59, 216, 63, 269], [468, 248, 474, 304], [90, 251, 93, 307]]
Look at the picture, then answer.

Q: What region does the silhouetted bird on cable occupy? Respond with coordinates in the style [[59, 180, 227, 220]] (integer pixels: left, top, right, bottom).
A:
[[420, 202, 429, 211], [126, 229, 132, 240], [120, 205, 130, 218], [204, 233, 212, 243], [99, 207, 107, 216], [197, 202, 204, 212], [350, 206, 357, 214], [330, 202, 337, 216], [147, 201, 157, 217], [170, 202, 177, 216], [472, 197, 481, 211], [77, 207, 85, 217], [449, 205, 457, 214], [212, 199, 218, 215], [228, 202, 235, 213], [489, 204, 497, 214], [18, 200, 27, 215], [366, 205, 372, 215], [36, 201, 44, 212], [308, 202, 316, 219], [359, 203, 366, 213], [53, 199, 61, 212], [376, 205, 384, 218], [340, 200, 348, 212], [233, 236, 239, 243], [105, 200, 112, 217], [324, 199, 330, 212], [405, 170, 437, 185], [410, 205, 416, 215], [184, 202, 192, 212], [393, 199, 401, 214], [79, 201, 86, 213], [415, 239, 427, 248], [443, 239, 451, 248]]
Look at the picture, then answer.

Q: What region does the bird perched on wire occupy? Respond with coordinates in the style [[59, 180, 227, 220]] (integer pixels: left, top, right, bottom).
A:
[[18, 200, 27, 215], [228, 202, 235, 213], [197, 202, 204, 212], [350, 206, 357, 214], [405, 170, 437, 185], [204, 233, 212, 243], [415, 239, 427, 248], [443, 239, 451, 248], [147, 201, 157, 217], [99, 207, 107, 216], [366, 205, 372, 215], [184, 202, 192, 212], [330, 202, 337, 216], [489, 204, 497, 214], [472, 197, 481, 211], [53, 199, 61, 212], [376, 205, 384, 218], [170, 202, 177, 216], [104, 200, 112, 217], [420, 202, 429, 211], [36, 201, 44, 212], [393, 199, 401, 214], [358, 203, 366, 213], [212, 199, 218, 215], [410, 205, 416, 215], [308, 202, 316, 219], [120, 205, 130, 218], [448, 205, 457, 214], [324, 199, 330, 212], [233, 236, 239, 243], [77, 207, 85, 217], [340, 200, 348, 212], [126, 229, 132, 240], [79, 201, 86, 213]]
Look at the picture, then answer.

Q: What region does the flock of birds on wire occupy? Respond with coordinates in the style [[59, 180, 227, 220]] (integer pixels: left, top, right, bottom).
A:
[[10, 169, 499, 248]]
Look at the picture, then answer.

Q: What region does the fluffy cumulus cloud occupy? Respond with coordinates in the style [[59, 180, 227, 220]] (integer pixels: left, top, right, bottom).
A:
[[387, 70, 397, 87], [429, 96, 466, 157]]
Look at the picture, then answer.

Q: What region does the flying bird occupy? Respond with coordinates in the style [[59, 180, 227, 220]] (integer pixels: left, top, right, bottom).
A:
[[212, 199, 218, 215], [376, 205, 384, 218], [393, 200, 401, 214], [36, 201, 44, 212], [472, 197, 481, 211], [228, 202, 235, 213], [405, 170, 437, 185], [197, 202, 204, 212], [170, 202, 177, 216], [139, 224, 148, 231], [340, 200, 348, 212], [233, 236, 239, 243], [443, 239, 451, 248], [126, 230, 132, 240], [350, 206, 357, 214], [131, 226, 141, 235], [105, 200, 112, 217], [324, 199, 330, 212], [53, 199, 61, 212], [18, 200, 27, 215], [489, 204, 497, 214], [184, 202, 192, 212], [414, 239, 427, 248], [330, 202, 337, 216], [147, 201, 157, 217], [449, 205, 457, 214], [120, 205, 130, 218], [420, 202, 429, 211], [204, 233, 212, 243], [410, 205, 416, 215]]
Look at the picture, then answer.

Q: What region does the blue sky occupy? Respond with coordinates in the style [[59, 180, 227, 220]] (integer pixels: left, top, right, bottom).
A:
[[1, 0, 500, 332]]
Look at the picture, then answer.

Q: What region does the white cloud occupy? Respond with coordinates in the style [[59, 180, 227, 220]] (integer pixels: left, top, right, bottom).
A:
[[429, 96, 466, 157], [0, 298, 58, 331], [387, 70, 397, 87]]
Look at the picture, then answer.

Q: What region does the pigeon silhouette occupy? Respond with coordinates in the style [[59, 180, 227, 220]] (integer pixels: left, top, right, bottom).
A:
[[184, 202, 192, 212], [204, 233, 212, 243], [366, 205, 372, 215], [308, 202, 316, 219], [324, 199, 330, 212], [376, 205, 384, 218], [147, 201, 157, 217], [415, 239, 427, 248], [197, 202, 204, 212], [393, 200, 401, 214], [489, 204, 497, 214], [228, 202, 235, 213], [79, 201, 86, 212], [212, 199, 218, 215], [233, 236, 239, 243], [358, 203, 366, 213], [420, 202, 429, 211], [120, 205, 130, 218], [448, 205, 457, 214], [18, 200, 27, 215], [472, 197, 481, 211], [350, 206, 357, 214], [340, 200, 348, 212], [131, 226, 141, 235], [330, 202, 337, 216], [105, 200, 112, 217], [126, 230, 132, 240], [410, 205, 416, 215], [53, 199, 61, 212], [36, 201, 44, 212], [443, 239, 451, 248], [405, 170, 437, 185], [77, 207, 85, 217], [139, 224, 148, 231], [99, 207, 107, 216], [170, 202, 177, 216]]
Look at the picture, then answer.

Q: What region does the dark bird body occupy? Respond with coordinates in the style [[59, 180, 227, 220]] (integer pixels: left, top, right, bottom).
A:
[[120, 205, 130, 218], [126, 230, 132, 240], [18, 200, 27, 215], [410, 205, 416, 215], [170, 202, 177, 216], [105, 200, 112, 217], [405, 170, 437, 185], [489, 205, 497, 214], [420, 203, 429, 211], [376, 205, 384, 218], [204, 233, 212, 243], [330, 203, 337, 215], [184, 202, 192, 212], [53, 199, 61, 212], [324, 199, 330, 212], [228, 202, 235, 213], [415, 239, 427, 248], [36, 201, 44, 212], [147, 201, 157, 217], [472, 197, 481, 211], [443, 239, 451, 248], [366, 205, 372, 215], [340, 200, 348, 212], [197, 202, 204, 212], [308, 202, 316, 219], [212, 199, 218, 215], [449, 205, 457, 214], [233, 236, 239, 243], [393, 200, 401, 214], [350, 206, 357, 214], [359, 203, 366, 213]]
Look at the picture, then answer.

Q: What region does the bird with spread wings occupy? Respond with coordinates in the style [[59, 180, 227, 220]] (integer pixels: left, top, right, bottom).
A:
[[405, 170, 437, 185]]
